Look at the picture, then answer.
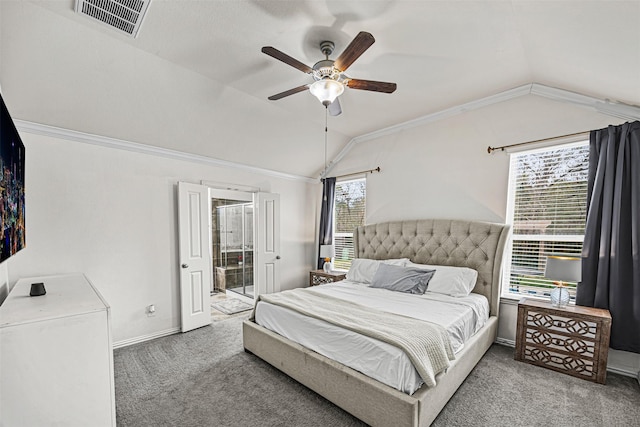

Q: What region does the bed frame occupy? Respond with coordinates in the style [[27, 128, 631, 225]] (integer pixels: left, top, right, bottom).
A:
[[243, 219, 509, 427]]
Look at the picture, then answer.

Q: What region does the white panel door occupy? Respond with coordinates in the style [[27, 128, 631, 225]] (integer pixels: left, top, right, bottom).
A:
[[254, 192, 280, 296], [178, 182, 212, 332]]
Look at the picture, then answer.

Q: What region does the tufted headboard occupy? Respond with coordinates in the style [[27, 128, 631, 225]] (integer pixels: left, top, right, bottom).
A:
[[354, 219, 510, 316]]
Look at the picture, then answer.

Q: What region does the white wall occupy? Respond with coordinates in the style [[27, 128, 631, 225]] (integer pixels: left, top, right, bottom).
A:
[[331, 94, 640, 378], [3, 93, 637, 377], [4, 130, 318, 345], [0, 262, 8, 304]]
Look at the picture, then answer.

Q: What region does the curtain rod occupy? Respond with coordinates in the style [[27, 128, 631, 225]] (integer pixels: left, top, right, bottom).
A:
[[330, 166, 381, 180], [487, 131, 590, 154]]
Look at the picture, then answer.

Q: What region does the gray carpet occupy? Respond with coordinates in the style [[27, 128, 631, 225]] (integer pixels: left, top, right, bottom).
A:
[[114, 315, 640, 427]]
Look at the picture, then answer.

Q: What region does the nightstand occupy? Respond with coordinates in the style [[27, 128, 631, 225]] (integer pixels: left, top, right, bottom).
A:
[[309, 270, 346, 287], [515, 297, 611, 384]]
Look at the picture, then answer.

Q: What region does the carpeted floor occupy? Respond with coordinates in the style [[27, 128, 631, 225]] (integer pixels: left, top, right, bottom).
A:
[[114, 315, 640, 427]]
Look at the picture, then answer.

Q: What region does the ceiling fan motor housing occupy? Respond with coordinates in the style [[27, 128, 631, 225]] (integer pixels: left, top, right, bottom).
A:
[[312, 59, 341, 81]]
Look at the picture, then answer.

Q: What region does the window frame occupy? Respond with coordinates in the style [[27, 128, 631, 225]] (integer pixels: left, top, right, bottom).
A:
[[332, 176, 366, 272], [501, 139, 589, 301]]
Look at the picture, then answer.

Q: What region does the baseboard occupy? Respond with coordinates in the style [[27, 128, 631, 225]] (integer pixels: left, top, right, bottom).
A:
[[113, 327, 180, 349], [606, 365, 640, 380], [495, 338, 515, 347]]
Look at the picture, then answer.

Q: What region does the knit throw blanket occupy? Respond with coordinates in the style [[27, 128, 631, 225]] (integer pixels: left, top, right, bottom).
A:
[[255, 288, 455, 388]]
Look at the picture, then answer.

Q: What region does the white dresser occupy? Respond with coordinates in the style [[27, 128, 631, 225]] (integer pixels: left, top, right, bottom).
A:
[[0, 274, 115, 426]]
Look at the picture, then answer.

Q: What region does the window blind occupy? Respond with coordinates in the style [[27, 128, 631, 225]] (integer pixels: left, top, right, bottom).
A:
[[506, 142, 589, 298], [333, 178, 366, 271]]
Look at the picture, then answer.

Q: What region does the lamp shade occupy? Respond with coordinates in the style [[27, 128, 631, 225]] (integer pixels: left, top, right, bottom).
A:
[[309, 79, 344, 106], [544, 255, 582, 283], [319, 244, 335, 259]]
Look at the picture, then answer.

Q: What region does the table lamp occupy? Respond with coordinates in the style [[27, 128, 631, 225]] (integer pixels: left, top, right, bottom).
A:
[[320, 245, 335, 273], [545, 255, 581, 307]]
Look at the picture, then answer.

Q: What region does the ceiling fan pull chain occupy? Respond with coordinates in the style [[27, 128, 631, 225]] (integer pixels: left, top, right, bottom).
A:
[[324, 107, 328, 171]]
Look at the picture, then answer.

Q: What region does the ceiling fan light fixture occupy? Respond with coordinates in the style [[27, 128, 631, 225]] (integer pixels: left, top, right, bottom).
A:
[[309, 79, 344, 106]]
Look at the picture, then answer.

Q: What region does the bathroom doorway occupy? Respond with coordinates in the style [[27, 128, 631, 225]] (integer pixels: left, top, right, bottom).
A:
[[179, 183, 279, 330], [211, 194, 254, 299]]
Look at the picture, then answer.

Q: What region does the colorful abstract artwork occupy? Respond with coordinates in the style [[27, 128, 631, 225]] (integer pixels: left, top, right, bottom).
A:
[[1, 95, 26, 263]]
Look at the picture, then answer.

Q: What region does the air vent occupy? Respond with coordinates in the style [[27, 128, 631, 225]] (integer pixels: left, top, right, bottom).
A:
[[75, 0, 151, 38]]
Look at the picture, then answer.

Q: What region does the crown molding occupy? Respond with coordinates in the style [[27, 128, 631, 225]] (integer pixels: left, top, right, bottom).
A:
[[14, 120, 318, 183], [322, 84, 533, 178], [322, 83, 640, 178], [12, 82, 640, 183], [531, 84, 640, 121]]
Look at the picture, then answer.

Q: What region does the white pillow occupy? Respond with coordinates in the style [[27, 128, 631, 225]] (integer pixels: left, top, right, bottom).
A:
[[346, 258, 409, 284], [406, 262, 478, 297]]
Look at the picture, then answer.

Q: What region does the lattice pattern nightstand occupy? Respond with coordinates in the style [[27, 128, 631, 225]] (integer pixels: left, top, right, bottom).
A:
[[515, 297, 611, 384], [309, 270, 346, 287]]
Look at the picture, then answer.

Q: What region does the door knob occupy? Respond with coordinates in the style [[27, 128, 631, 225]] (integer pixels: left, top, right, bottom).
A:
[[275, 256, 281, 260], [181, 263, 189, 268]]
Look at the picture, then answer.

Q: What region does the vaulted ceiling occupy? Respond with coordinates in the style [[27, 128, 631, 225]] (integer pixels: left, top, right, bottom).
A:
[[1, 1, 639, 178]]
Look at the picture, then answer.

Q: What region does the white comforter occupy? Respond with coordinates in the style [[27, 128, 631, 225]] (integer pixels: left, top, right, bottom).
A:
[[254, 280, 489, 394]]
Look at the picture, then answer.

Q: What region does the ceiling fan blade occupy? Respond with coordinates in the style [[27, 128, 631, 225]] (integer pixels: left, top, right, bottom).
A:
[[262, 46, 313, 74], [267, 85, 310, 101], [328, 98, 342, 116], [346, 79, 397, 93], [334, 31, 375, 72]]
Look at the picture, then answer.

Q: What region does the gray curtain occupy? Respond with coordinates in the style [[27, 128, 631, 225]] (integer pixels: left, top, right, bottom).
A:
[[577, 121, 640, 353], [317, 177, 336, 269]]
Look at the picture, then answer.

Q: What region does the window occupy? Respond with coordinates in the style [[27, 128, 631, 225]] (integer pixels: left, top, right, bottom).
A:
[[504, 141, 589, 300], [333, 178, 366, 271]]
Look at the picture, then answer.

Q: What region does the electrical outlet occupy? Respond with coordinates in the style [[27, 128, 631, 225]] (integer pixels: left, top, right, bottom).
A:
[[146, 304, 156, 317]]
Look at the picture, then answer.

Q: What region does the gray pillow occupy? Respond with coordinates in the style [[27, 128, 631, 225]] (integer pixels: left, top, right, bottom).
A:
[[369, 263, 436, 294]]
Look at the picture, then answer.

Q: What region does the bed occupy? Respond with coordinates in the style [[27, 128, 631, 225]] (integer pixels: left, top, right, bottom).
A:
[[243, 219, 509, 427]]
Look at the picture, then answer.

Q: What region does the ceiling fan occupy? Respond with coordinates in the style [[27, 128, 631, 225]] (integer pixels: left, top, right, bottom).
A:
[[262, 31, 397, 116]]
